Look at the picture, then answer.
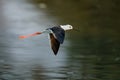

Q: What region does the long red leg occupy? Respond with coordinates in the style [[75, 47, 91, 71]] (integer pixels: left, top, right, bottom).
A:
[[19, 32, 42, 39]]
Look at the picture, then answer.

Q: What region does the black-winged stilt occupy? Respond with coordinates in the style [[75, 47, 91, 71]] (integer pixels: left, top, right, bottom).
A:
[[19, 24, 73, 55]]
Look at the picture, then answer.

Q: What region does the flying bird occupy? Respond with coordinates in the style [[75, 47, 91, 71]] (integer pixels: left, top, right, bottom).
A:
[[19, 24, 73, 55]]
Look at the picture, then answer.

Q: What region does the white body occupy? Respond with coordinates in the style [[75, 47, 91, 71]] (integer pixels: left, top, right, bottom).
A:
[[60, 24, 73, 30]]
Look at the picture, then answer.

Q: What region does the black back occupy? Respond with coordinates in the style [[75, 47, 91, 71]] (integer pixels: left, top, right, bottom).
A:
[[49, 26, 65, 44]]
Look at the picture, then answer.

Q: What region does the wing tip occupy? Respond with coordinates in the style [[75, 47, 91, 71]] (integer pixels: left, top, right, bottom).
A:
[[49, 33, 60, 55], [53, 51, 58, 55]]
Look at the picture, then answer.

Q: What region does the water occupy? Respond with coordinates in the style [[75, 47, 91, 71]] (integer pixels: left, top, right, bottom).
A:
[[0, 0, 120, 80]]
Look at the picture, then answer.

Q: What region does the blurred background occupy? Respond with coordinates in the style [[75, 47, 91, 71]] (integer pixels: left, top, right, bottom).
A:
[[0, 0, 120, 80]]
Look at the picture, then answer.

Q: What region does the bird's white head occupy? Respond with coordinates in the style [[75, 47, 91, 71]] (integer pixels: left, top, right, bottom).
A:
[[60, 24, 73, 30]]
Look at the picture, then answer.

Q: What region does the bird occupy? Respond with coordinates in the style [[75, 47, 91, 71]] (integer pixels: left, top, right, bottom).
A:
[[19, 24, 73, 55]]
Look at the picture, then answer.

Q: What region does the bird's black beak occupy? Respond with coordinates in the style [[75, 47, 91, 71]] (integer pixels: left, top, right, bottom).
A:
[[73, 28, 80, 32]]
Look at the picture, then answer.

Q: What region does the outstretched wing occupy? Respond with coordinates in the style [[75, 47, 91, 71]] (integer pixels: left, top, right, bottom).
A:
[[49, 33, 60, 55], [50, 27, 65, 44]]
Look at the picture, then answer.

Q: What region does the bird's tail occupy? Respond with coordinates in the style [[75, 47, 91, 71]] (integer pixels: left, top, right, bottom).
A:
[[19, 32, 42, 39]]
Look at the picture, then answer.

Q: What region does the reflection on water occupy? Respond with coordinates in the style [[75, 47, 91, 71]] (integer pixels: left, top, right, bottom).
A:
[[1, 0, 67, 80], [0, 0, 120, 80]]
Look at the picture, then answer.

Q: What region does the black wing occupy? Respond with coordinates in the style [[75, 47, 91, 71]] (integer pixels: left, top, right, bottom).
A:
[[50, 26, 65, 44], [49, 33, 60, 55]]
